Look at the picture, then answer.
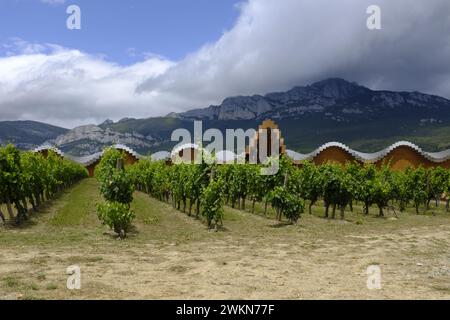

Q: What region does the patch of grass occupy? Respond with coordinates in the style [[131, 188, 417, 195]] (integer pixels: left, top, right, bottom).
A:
[[249, 201, 277, 219], [169, 265, 188, 273], [20, 294, 43, 300], [126, 192, 209, 243], [50, 179, 101, 226], [223, 209, 245, 222], [142, 216, 159, 225], [37, 274, 46, 281], [433, 285, 450, 292], [131, 193, 161, 225], [29, 256, 50, 265], [4, 276, 20, 288], [25, 282, 39, 291], [66, 255, 103, 264], [45, 283, 58, 291]]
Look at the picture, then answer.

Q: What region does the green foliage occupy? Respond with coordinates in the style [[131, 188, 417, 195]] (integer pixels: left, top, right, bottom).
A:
[[427, 167, 450, 206], [391, 170, 411, 212], [268, 186, 304, 223], [95, 148, 134, 204], [295, 161, 322, 213], [319, 163, 353, 219], [95, 148, 124, 182], [201, 178, 225, 229], [346, 162, 372, 213], [407, 167, 428, 214], [129, 159, 220, 227], [371, 165, 394, 216], [128, 150, 450, 227], [97, 201, 135, 238], [99, 170, 134, 204], [0, 144, 87, 224], [95, 147, 135, 238]]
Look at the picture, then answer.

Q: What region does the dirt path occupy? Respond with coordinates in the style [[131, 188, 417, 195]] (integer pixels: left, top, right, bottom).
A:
[[1, 179, 450, 299], [1, 225, 449, 299]]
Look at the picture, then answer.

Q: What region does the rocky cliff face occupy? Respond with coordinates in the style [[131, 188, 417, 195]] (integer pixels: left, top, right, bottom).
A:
[[55, 124, 159, 155], [171, 78, 450, 122], [0, 120, 67, 150], [5, 78, 450, 155]]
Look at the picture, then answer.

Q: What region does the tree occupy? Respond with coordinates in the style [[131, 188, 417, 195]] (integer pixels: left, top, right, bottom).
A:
[[0, 145, 87, 225], [268, 186, 304, 223], [407, 167, 428, 214], [170, 164, 191, 212], [186, 164, 209, 217], [201, 177, 224, 230], [0, 144, 26, 222], [153, 162, 171, 203], [297, 161, 323, 214], [371, 165, 394, 217], [230, 164, 253, 210], [352, 163, 377, 215], [249, 165, 266, 213], [0, 207, 5, 224], [426, 167, 450, 209], [97, 202, 135, 238], [95, 148, 135, 238], [320, 164, 343, 219], [391, 169, 411, 212]]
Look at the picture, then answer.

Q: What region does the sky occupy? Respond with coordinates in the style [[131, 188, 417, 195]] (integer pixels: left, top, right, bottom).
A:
[[1, 0, 450, 128], [0, 0, 240, 63]]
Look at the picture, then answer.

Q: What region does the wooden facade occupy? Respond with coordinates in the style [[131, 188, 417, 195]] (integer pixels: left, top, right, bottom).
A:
[[86, 159, 101, 178], [247, 119, 287, 162], [312, 146, 362, 166], [85, 148, 140, 177], [374, 146, 449, 170]]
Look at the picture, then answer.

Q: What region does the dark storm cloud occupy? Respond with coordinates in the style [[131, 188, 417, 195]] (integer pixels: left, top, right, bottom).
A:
[[1, 0, 450, 127]]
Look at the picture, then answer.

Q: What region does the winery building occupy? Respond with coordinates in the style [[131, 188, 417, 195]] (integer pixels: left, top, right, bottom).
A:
[[33, 120, 450, 172]]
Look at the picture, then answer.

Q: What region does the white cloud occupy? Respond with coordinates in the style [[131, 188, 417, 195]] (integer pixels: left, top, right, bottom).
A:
[[139, 0, 450, 102], [1, 0, 450, 128], [0, 41, 175, 128]]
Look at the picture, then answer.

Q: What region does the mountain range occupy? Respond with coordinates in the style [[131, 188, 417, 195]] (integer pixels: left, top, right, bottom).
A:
[[1, 78, 450, 155]]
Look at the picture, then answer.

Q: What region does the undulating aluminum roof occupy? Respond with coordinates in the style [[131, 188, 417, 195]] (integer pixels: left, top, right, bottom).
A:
[[286, 141, 450, 163], [33, 141, 450, 166]]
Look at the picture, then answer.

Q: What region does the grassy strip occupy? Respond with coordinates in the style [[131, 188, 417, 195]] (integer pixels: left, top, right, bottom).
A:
[[50, 179, 101, 226]]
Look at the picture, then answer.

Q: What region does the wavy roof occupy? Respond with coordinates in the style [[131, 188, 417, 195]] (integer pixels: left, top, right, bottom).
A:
[[33, 144, 64, 158], [33, 141, 450, 166], [170, 143, 201, 156], [33, 144, 145, 166], [286, 141, 450, 163]]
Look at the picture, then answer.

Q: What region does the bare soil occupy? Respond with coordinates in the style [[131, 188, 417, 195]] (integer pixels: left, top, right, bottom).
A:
[[1, 179, 449, 299]]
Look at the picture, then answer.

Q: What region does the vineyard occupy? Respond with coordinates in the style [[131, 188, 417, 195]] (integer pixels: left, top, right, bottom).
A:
[[125, 151, 450, 231], [0, 144, 87, 225], [2, 144, 450, 231], [1, 145, 450, 299]]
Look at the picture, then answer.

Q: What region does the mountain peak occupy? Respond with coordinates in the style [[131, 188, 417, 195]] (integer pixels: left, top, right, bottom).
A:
[[99, 119, 114, 126], [309, 78, 368, 99], [311, 78, 357, 87], [173, 78, 450, 122]]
